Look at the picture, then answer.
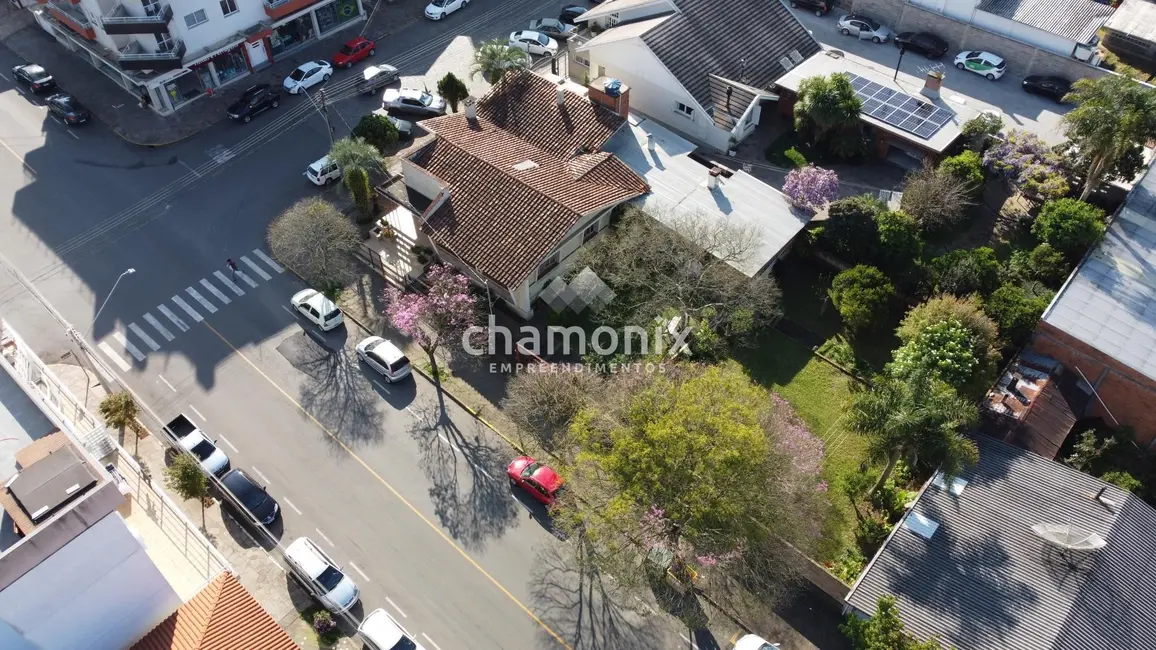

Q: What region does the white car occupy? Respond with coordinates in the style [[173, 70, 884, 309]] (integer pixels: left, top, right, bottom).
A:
[[382, 88, 447, 117], [283, 60, 332, 94], [508, 30, 559, 56], [734, 634, 781, 650], [357, 608, 427, 650], [837, 14, 891, 43], [424, 0, 468, 20], [356, 336, 412, 383], [284, 537, 360, 614], [290, 288, 344, 331], [177, 427, 229, 476], [954, 50, 1007, 80], [305, 155, 341, 186]]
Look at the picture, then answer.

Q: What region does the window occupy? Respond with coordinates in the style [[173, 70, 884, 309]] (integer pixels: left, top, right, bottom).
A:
[[537, 252, 560, 279], [582, 221, 600, 243], [184, 9, 208, 28], [219, 0, 237, 15], [674, 102, 694, 119], [606, 12, 619, 27]]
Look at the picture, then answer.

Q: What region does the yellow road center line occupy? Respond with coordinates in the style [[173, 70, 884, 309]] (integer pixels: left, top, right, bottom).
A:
[[0, 138, 35, 174]]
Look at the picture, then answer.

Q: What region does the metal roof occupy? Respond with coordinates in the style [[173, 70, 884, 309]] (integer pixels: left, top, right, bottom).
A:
[[1042, 162, 1156, 384], [846, 434, 1156, 650], [1104, 0, 1156, 45], [977, 0, 1115, 43]]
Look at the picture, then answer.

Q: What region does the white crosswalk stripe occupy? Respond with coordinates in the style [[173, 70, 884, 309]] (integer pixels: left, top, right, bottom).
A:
[[199, 278, 231, 305], [214, 270, 246, 296], [98, 341, 131, 372], [142, 312, 175, 341], [128, 322, 160, 351], [253, 249, 284, 274], [185, 287, 217, 313], [235, 270, 259, 288], [168, 297, 201, 324], [240, 255, 270, 281], [112, 330, 145, 362]]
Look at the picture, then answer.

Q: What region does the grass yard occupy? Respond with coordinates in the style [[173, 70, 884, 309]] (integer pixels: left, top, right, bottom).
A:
[[763, 130, 839, 168]]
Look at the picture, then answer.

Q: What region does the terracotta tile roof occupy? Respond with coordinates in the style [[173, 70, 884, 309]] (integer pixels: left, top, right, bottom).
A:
[[14, 430, 67, 469], [132, 573, 298, 650]]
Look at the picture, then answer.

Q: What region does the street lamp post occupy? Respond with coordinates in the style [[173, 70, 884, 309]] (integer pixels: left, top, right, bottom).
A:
[[86, 268, 136, 338]]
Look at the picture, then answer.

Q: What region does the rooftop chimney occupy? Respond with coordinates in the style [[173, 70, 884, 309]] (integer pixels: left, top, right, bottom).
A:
[[464, 97, 477, 121], [646, 133, 655, 152], [557, 82, 566, 106], [707, 167, 721, 190]]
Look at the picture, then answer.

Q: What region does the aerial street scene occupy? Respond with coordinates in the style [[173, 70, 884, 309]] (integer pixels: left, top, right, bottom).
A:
[[3, 0, 1156, 647]]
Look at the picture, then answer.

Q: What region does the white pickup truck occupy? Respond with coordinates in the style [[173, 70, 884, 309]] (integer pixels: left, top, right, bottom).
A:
[[166, 414, 229, 476]]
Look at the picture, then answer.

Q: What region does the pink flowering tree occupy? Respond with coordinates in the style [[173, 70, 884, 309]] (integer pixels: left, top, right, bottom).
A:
[[783, 164, 839, 212], [384, 264, 479, 380]]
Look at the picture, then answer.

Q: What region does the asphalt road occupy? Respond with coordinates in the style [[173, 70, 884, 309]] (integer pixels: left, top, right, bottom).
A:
[[0, 2, 712, 648]]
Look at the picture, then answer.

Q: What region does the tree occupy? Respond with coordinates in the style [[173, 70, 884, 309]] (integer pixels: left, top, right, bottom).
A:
[[783, 165, 839, 211], [818, 195, 884, 262], [1100, 470, 1143, 493], [165, 453, 210, 528], [384, 264, 479, 380], [873, 210, 923, 276], [267, 197, 359, 293], [983, 129, 1069, 201], [850, 371, 979, 494], [929, 247, 1001, 297], [960, 112, 1003, 153], [829, 265, 895, 333], [1031, 198, 1106, 259], [327, 136, 386, 215], [1056, 140, 1146, 190], [501, 371, 604, 450], [1008, 243, 1070, 287], [351, 112, 399, 153], [890, 319, 981, 390], [1061, 74, 1156, 200], [470, 39, 527, 84], [983, 283, 1053, 347], [842, 595, 943, 650], [1065, 429, 1116, 472], [900, 161, 974, 232], [346, 166, 372, 215], [896, 295, 1000, 395], [939, 149, 984, 196], [436, 72, 470, 112], [99, 391, 142, 453], [794, 73, 865, 158]]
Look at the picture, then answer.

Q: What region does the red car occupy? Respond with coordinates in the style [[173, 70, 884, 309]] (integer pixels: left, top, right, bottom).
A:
[[507, 456, 563, 505], [332, 37, 376, 69]]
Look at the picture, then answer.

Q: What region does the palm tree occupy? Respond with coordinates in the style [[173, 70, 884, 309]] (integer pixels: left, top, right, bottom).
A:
[[327, 137, 385, 214], [471, 39, 528, 85], [849, 371, 979, 495], [99, 391, 140, 451]]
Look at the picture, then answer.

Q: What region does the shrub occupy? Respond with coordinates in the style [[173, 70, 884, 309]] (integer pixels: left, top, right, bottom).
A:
[[869, 481, 910, 521], [984, 129, 1069, 201], [1100, 470, 1143, 493], [896, 295, 1000, 394], [784, 164, 839, 211], [874, 210, 923, 274], [983, 283, 1053, 347], [830, 547, 867, 583], [940, 149, 985, 196], [784, 146, 808, 168], [350, 112, 398, 153], [855, 511, 891, 555], [312, 610, 336, 634], [929, 247, 1001, 297], [900, 161, 974, 232], [820, 195, 884, 261], [1032, 198, 1107, 259], [829, 265, 896, 333], [346, 166, 372, 214], [436, 72, 470, 112], [960, 112, 1003, 152], [890, 319, 979, 390], [1008, 243, 1070, 287]]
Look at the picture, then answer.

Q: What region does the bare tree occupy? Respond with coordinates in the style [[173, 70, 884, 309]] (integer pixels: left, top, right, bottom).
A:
[[900, 161, 975, 232], [501, 371, 605, 451], [267, 197, 360, 293]]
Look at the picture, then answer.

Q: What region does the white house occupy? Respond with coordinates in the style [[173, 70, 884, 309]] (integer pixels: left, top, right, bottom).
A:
[[909, 0, 1112, 60]]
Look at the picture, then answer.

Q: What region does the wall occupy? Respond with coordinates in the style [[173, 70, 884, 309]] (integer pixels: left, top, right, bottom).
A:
[[402, 158, 446, 201], [526, 208, 613, 298], [167, 0, 267, 55]]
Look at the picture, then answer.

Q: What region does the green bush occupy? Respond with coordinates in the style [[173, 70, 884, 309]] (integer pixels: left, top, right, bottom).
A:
[[940, 149, 985, 196], [784, 146, 808, 169], [1032, 198, 1107, 259], [869, 482, 909, 521], [436, 72, 470, 112], [346, 166, 372, 215], [960, 113, 1003, 152], [890, 319, 979, 390], [874, 210, 923, 275], [350, 113, 398, 153], [1100, 470, 1143, 493], [830, 546, 867, 583], [829, 265, 896, 333], [1008, 243, 1071, 288], [819, 195, 885, 262], [930, 247, 1001, 297], [983, 283, 1053, 347], [855, 512, 891, 555]]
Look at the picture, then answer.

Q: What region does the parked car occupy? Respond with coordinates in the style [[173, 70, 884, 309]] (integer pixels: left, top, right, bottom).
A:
[[220, 469, 280, 525], [1022, 75, 1072, 103], [290, 288, 344, 331], [12, 63, 55, 93], [283, 60, 332, 94], [46, 93, 90, 125], [509, 30, 559, 56], [284, 537, 360, 614], [789, 0, 831, 16], [558, 5, 586, 24], [529, 17, 577, 40], [166, 414, 229, 476], [227, 84, 280, 123], [894, 31, 948, 58], [356, 336, 412, 383], [332, 36, 376, 69], [954, 50, 1006, 80], [424, 0, 468, 20], [305, 155, 342, 186], [507, 456, 564, 505], [382, 88, 446, 116], [734, 634, 781, 650], [358, 608, 427, 650], [357, 64, 400, 96], [373, 108, 413, 138], [837, 14, 890, 43]]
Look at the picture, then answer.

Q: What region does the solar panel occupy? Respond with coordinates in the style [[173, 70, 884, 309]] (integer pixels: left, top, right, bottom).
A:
[[844, 73, 955, 141]]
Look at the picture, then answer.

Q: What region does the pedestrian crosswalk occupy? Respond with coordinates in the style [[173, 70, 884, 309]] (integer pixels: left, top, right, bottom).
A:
[[95, 250, 285, 372]]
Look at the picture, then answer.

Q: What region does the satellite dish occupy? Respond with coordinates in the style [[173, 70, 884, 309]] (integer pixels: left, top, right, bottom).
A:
[[1031, 522, 1107, 551]]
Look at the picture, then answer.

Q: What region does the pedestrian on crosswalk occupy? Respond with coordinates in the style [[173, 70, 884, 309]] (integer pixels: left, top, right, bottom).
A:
[[226, 258, 238, 282]]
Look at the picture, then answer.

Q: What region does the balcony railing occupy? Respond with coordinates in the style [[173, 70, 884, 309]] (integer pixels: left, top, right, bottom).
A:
[[262, 0, 319, 20], [46, 0, 96, 39], [118, 39, 185, 71], [102, 3, 172, 35]]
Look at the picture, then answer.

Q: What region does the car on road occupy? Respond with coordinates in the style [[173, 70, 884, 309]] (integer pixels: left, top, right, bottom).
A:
[[837, 14, 890, 43], [734, 634, 781, 650], [789, 0, 831, 16], [305, 155, 342, 186], [382, 88, 446, 117], [46, 93, 90, 125], [227, 84, 280, 123], [12, 63, 56, 93], [529, 18, 578, 40], [220, 468, 280, 525], [283, 60, 332, 94], [894, 31, 948, 58], [558, 5, 586, 24], [332, 36, 376, 69], [356, 336, 412, 383], [424, 0, 468, 20], [372, 108, 413, 138], [290, 288, 344, 331], [358, 608, 427, 650], [357, 64, 400, 96], [1022, 75, 1071, 103], [954, 50, 1006, 80], [285, 537, 360, 614], [507, 456, 563, 505], [167, 414, 229, 476], [509, 30, 559, 56]]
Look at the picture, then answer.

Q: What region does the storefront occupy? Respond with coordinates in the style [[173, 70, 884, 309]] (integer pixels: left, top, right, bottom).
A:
[[208, 46, 249, 85], [269, 14, 315, 58], [162, 71, 204, 109], [315, 0, 361, 35]]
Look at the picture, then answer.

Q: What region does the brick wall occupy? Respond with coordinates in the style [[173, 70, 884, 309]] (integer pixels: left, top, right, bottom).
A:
[[849, 0, 1109, 81], [1031, 321, 1156, 446]]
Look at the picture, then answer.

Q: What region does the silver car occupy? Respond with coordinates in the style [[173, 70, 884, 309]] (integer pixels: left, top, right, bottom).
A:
[[284, 537, 360, 614], [837, 14, 891, 43], [382, 88, 447, 117]]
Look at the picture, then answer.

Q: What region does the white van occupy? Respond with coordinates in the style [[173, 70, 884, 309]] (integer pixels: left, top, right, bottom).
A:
[[305, 155, 342, 186], [284, 537, 360, 614]]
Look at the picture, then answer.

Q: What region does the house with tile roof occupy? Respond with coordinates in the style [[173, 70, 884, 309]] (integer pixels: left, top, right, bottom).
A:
[[402, 70, 649, 318], [572, 0, 821, 152]]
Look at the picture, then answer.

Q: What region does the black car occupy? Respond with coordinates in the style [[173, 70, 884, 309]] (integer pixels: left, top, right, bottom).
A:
[[1022, 75, 1072, 103], [221, 468, 280, 525], [227, 84, 280, 123], [558, 5, 586, 24], [894, 31, 948, 58], [46, 93, 90, 125], [789, 0, 831, 16], [12, 63, 56, 93]]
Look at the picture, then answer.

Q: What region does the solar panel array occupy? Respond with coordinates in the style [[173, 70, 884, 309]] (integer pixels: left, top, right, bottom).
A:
[[845, 73, 954, 141]]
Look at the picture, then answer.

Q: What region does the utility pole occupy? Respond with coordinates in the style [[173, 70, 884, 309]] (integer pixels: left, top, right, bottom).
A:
[[318, 88, 335, 144], [894, 46, 907, 81]]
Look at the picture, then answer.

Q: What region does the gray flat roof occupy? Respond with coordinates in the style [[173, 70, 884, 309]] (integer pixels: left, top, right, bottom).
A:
[[1104, 0, 1156, 47], [8, 446, 98, 524], [0, 370, 55, 484], [605, 113, 811, 277], [1042, 163, 1156, 383]]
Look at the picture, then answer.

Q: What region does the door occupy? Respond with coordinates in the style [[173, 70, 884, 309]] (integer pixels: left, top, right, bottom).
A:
[[246, 40, 269, 69]]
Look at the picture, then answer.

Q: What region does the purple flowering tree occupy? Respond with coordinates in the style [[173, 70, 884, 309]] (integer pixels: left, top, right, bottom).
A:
[[783, 164, 839, 212], [983, 129, 1069, 201], [384, 264, 479, 380]]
